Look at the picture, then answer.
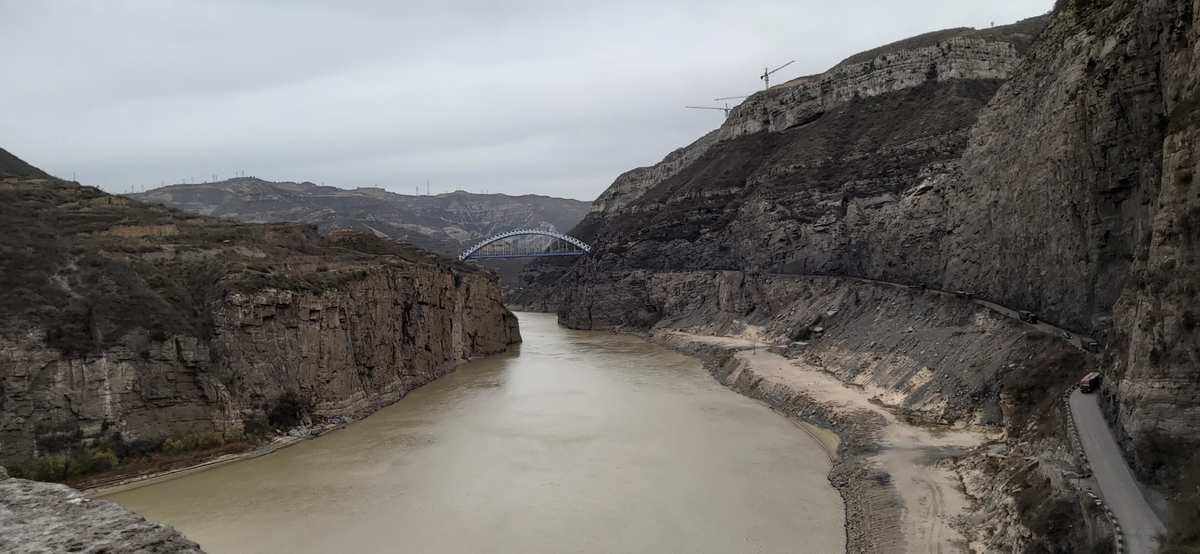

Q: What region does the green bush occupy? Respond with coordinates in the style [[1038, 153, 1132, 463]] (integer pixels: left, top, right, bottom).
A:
[[161, 437, 185, 454], [10, 445, 122, 482], [12, 455, 69, 481], [8, 428, 256, 483], [161, 431, 228, 455], [88, 448, 118, 472]]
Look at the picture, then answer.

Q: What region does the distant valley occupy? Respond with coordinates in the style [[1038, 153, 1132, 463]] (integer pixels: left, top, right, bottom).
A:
[[130, 178, 592, 284]]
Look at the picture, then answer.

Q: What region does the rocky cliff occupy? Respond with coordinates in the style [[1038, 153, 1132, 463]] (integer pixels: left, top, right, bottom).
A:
[[1108, 0, 1200, 485], [519, 0, 1199, 547], [0, 153, 520, 476], [0, 468, 203, 553]]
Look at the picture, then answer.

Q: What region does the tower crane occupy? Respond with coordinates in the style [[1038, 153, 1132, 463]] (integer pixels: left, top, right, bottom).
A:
[[685, 105, 730, 117], [761, 60, 795, 90], [685, 95, 749, 118]]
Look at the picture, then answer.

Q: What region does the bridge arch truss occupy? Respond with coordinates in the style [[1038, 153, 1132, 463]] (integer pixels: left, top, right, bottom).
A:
[[459, 228, 592, 261]]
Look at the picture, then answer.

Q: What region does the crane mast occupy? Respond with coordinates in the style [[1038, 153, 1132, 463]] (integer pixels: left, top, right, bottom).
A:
[[761, 60, 796, 90]]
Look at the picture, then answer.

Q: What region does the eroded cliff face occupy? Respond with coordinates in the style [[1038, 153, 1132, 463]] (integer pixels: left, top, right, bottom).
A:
[[585, 21, 1044, 221], [523, 0, 1199, 481], [1110, 0, 1200, 479], [213, 270, 518, 420], [721, 34, 1032, 141], [0, 167, 520, 470], [0, 266, 518, 466], [579, 271, 1090, 428]]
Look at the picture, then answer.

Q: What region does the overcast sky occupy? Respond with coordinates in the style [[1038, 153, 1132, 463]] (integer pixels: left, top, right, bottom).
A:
[[1, 0, 1051, 200]]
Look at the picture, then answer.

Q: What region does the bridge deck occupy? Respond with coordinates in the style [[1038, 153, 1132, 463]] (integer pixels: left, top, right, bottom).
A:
[[467, 252, 587, 260]]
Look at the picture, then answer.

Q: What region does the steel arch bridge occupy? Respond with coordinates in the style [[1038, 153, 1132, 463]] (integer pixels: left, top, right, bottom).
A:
[[459, 228, 592, 261]]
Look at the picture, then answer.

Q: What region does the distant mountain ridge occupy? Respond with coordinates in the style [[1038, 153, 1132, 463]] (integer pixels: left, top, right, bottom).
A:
[[129, 178, 592, 257]]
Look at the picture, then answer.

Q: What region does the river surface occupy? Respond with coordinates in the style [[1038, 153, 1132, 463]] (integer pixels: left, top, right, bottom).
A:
[[105, 312, 843, 553]]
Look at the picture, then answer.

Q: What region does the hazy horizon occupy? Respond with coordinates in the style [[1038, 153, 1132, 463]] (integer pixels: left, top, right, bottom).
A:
[[2, 0, 1052, 201], [134, 175, 591, 200]]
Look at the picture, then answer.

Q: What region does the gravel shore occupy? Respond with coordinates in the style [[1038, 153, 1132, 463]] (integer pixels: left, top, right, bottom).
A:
[[656, 330, 986, 553]]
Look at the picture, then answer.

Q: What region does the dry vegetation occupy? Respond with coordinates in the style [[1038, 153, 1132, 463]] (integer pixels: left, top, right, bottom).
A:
[[0, 154, 482, 483], [0, 174, 471, 357]]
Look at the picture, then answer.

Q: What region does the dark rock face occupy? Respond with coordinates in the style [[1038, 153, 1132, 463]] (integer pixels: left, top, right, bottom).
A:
[[0, 164, 521, 469], [599, 271, 1090, 425], [523, 0, 1199, 482], [517, 18, 1050, 316], [0, 266, 520, 466], [1108, 0, 1200, 480], [0, 475, 203, 553]]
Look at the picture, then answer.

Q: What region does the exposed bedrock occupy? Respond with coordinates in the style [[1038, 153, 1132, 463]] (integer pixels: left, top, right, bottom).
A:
[[520, 0, 1200, 480], [0, 265, 519, 467], [571, 270, 1100, 551], [559, 271, 1089, 427], [1109, 0, 1200, 479], [0, 471, 203, 553]]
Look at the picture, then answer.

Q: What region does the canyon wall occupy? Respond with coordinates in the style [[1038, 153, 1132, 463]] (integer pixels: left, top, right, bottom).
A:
[[521, 0, 1199, 482], [0, 166, 521, 469], [1110, 0, 1200, 479], [584, 19, 1043, 221], [0, 266, 518, 465], [577, 271, 1090, 427]]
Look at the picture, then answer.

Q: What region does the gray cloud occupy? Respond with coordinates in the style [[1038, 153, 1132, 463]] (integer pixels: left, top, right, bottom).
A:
[[0, 0, 1052, 199]]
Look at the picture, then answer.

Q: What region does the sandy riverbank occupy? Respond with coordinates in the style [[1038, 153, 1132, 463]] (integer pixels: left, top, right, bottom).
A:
[[81, 421, 351, 497], [656, 330, 989, 553]]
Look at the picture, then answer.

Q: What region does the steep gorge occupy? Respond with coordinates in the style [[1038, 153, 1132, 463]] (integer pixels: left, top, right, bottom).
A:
[[519, 0, 1199, 548], [0, 155, 521, 476]]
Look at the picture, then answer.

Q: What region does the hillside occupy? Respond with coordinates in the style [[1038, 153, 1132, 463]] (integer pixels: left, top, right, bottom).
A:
[[517, 1, 1200, 550], [0, 147, 49, 179], [128, 179, 591, 285], [0, 149, 520, 484]]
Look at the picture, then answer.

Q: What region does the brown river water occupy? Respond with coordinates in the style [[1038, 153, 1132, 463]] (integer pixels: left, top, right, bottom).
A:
[[105, 312, 843, 553]]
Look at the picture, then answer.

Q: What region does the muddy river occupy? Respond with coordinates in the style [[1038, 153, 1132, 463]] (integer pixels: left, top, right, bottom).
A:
[[105, 312, 843, 553]]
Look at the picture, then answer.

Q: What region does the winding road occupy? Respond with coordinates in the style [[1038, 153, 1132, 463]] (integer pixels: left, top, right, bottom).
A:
[[768, 272, 1095, 351], [1069, 390, 1165, 554], [764, 272, 1167, 551]]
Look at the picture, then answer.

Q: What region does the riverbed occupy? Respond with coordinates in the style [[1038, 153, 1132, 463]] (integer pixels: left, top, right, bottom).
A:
[[104, 312, 843, 553]]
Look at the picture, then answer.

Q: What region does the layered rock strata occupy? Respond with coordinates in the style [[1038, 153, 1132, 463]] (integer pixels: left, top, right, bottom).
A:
[[637, 273, 1104, 552], [0, 163, 521, 469], [522, 0, 1200, 480], [0, 469, 203, 553], [0, 265, 519, 465]]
